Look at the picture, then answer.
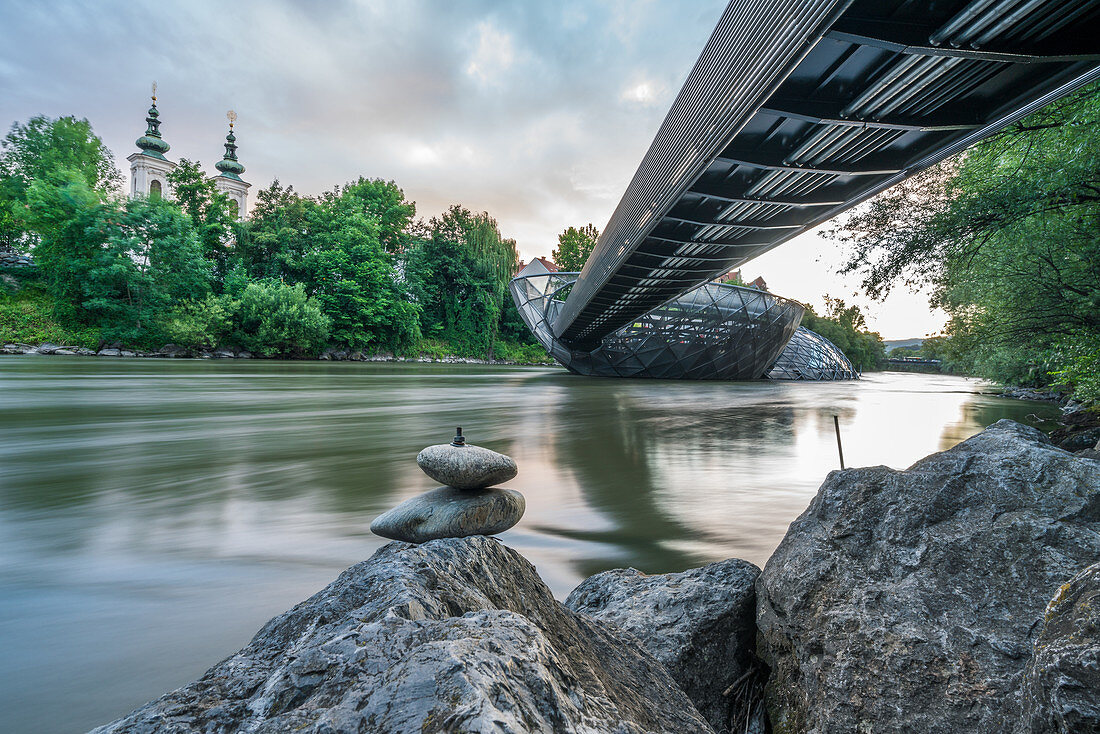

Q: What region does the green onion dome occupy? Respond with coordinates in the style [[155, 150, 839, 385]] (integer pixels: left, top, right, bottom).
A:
[[136, 102, 170, 159], [215, 125, 245, 180]]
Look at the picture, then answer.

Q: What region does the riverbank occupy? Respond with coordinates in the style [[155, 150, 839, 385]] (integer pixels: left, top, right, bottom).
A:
[[0, 340, 557, 367], [90, 420, 1100, 733]]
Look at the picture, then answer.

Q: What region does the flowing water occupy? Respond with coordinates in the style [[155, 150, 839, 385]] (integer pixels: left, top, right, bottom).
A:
[[0, 357, 1059, 733]]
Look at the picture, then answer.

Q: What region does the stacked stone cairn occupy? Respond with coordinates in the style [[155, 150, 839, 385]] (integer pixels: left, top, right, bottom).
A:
[[369, 428, 525, 543]]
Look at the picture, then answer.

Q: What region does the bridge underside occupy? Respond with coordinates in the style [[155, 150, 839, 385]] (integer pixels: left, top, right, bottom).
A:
[[550, 0, 1100, 355]]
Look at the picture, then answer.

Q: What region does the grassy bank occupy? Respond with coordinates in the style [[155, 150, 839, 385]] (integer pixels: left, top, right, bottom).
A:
[[0, 276, 99, 348]]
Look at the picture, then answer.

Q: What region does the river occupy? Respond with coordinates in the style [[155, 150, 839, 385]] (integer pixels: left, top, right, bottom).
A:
[[0, 357, 1059, 733]]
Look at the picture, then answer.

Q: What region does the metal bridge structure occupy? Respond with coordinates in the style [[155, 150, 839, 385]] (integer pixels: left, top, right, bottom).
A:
[[511, 0, 1100, 380]]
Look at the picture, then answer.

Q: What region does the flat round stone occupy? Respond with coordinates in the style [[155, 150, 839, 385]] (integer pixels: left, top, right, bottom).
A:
[[416, 443, 518, 489], [370, 486, 525, 543]]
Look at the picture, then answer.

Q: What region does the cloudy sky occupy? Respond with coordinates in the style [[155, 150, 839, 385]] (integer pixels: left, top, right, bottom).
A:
[[0, 0, 944, 339]]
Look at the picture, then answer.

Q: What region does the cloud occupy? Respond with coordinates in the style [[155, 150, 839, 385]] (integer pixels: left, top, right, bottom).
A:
[[621, 79, 662, 106], [465, 20, 516, 86]]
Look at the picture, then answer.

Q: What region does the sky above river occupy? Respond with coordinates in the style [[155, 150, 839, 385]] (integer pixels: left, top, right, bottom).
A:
[[0, 0, 945, 339]]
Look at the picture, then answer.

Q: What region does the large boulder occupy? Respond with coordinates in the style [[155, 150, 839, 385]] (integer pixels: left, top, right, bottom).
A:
[[566, 560, 763, 734], [91, 536, 713, 734], [758, 420, 1100, 734], [1017, 562, 1100, 733]]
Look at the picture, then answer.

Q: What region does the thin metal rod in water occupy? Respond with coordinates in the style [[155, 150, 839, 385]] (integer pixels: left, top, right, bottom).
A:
[[833, 415, 846, 470]]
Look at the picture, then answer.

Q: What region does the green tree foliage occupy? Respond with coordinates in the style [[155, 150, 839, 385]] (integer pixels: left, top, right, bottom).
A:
[[801, 296, 886, 371], [84, 197, 210, 344], [234, 180, 314, 281], [835, 83, 1100, 397], [20, 172, 106, 319], [233, 178, 420, 350], [19, 167, 209, 346], [406, 206, 519, 357], [231, 280, 330, 356], [166, 159, 236, 279], [0, 115, 120, 249], [552, 224, 599, 271], [161, 294, 231, 350]]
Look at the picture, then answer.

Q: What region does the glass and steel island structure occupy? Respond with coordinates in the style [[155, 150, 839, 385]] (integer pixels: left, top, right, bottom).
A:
[[509, 0, 1100, 381], [510, 268, 857, 380]]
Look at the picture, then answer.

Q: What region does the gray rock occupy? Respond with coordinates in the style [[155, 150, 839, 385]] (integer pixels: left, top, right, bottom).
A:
[[1058, 427, 1100, 453], [97, 348, 122, 357], [211, 348, 235, 359], [370, 486, 524, 543], [2, 342, 35, 354], [53, 348, 76, 355], [157, 344, 191, 358], [1061, 399, 1086, 415], [89, 536, 713, 734], [1076, 448, 1100, 461], [757, 419, 1100, 734], [566, 559, 764, 734], [35, 342, 61, 354], [416, 443, 518, 489], [1016, 562, 1100, 733]]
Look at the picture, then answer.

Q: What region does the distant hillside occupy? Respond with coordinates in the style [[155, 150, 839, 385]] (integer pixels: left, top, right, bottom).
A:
[[884, 338, 924, 352]]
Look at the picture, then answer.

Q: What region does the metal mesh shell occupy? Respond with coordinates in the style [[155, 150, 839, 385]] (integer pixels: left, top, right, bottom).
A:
[[511, 273, 807, 380], [766, 326, 857, 380]]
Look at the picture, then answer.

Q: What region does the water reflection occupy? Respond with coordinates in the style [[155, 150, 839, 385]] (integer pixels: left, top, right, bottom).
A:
[[0, 358, 1058, 734]]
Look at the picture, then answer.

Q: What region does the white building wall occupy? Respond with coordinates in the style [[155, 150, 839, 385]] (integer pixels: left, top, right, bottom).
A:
[[213, 176, 250, 221], [127, 153, 177, 200]]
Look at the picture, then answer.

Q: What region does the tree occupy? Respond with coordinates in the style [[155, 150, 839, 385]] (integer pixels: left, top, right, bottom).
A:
[[552, 224, 599, 271], [167, 159, 236, 280], [0, 115, 120, 249], [405, 205, 519, 357], [83, 197, 210, 344], [231, 177, 420, 350], [303, 179, 420, 350], [335, 177, 417, 254], [233, 180, 316, 282], [21, 171, 108, 321], [801, 296, 885, 371]]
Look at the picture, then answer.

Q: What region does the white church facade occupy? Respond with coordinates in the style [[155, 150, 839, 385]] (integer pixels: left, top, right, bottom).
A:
[[127, 88, 251, 221]]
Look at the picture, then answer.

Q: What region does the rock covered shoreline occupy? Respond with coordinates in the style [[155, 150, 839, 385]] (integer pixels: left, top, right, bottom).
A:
[[90, 420, 1099, 734], [0, 341, 556, 366]]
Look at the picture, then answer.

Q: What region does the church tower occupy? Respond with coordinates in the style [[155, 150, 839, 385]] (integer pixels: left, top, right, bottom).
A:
[[213, 111, 250, 221], [127, 83, 176, 200]]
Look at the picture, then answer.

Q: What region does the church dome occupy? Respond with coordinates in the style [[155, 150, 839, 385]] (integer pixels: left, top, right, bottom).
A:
[[215, 119, 245, 180], [136, 102, 170, 159]]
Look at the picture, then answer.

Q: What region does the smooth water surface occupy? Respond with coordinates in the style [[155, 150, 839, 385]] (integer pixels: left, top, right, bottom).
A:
[[0, 357, 1058, 733]]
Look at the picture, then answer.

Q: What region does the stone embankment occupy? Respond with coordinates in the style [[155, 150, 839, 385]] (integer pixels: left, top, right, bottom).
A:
[[0, 341, 554, 366], [90, 420, 1099, 734], [0, 250, 34, 268]]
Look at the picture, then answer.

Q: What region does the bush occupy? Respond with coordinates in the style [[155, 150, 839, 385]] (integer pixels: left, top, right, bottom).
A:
[[1050, 334, 1100, 405], [492, 340, 551, 363], [160, 295, 231, 350], [231, 280, 330, 357]]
